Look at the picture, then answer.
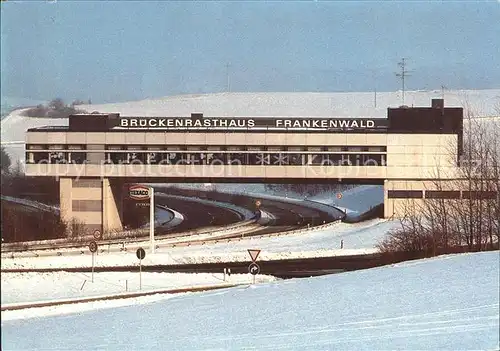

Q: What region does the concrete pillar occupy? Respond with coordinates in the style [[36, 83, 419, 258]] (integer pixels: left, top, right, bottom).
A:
[[383, 179, 394, 219], [102, 178, 123, 232], [59, 178, 73, 224], [59, 177, 123, 237]]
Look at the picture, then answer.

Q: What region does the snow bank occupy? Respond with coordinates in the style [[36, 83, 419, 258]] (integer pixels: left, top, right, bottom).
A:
[[309, 185, 384, 221], [2, 251, 498, 350], [1, 195, 59, 213], [0, 271, 277, 305]]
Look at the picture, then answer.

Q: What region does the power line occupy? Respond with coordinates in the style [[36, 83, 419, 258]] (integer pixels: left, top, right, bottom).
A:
[[395, 58, 412, 106], [225, 62, 231, 92]]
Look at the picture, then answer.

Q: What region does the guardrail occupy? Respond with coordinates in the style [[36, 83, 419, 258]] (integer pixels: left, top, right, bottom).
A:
[[0, 211, 260, 255], [1, 195, 59, 213]]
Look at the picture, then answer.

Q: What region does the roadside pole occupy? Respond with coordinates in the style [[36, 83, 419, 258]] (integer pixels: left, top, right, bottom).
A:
[[150, 187, 155, 254], [136, 248, 146, 290], [88, 241, 98, 283]]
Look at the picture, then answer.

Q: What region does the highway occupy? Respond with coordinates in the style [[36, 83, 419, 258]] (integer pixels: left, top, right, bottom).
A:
[[155, 195, 244, 235], [2, 189, 343, 256]]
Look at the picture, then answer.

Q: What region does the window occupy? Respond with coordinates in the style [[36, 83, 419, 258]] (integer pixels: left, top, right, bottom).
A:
[[462, 191, 498, 200], [27, 144, 45, 150], [388, 190, 423, 199], [426, 191, 461, 199]]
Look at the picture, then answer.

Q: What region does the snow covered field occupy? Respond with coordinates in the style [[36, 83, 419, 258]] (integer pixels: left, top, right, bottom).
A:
[[2, 251, 498, 350], [53, 89, 500, 118], [1, 271, 276, 305]]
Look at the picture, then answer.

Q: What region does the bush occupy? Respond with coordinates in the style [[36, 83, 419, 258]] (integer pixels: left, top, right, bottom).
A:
[[377, 227, 435, 255], [21, 98, 87, 118]]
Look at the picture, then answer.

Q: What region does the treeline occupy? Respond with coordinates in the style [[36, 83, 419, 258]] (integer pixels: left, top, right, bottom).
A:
[[1, 153, 64, 242], [379, 109, 500, 255], [1, 168, 59, 205], [1, 202, 66, 242], [21, 98, 89, 118]]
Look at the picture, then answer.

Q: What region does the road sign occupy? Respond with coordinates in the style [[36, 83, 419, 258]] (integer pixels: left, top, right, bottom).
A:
[[88, 241, 98, 253], [136, 247, 146, 260], [248, 262, 260, 275], [93, 229, 102, 239], [337, 193, 343, 199], [247, 249, 261, 262]]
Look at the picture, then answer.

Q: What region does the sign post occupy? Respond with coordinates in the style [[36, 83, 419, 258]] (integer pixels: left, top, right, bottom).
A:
[[136, 248, 146, 290], [149, 187, 155, 254], [89, 241, 98, 283], [93, 229, 102, 240], [247, 249, 261, 284]]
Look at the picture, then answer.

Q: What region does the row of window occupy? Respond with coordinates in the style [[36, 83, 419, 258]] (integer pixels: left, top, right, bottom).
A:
[[388, 190, 498, 200], [26, 144, 388, 153], [26, 151, 387, 167]]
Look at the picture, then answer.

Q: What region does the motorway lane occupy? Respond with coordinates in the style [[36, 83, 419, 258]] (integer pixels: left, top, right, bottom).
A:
[[233, 198, 340, 238], [155, 196, 243, 235], [153, 192, 341, 240], [1, 190, 342, 254]]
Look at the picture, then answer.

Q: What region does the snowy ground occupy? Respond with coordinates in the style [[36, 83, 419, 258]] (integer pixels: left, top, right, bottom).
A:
[[0, 218, 398, 269], [309, 185, 384, 221], [2, 251, 498, 350], [1, 271, 276, 305], [50, 89, 500, 118]]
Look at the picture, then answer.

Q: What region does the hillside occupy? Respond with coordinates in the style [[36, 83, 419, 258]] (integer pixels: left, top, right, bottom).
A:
[[2, 251, 498, 350]]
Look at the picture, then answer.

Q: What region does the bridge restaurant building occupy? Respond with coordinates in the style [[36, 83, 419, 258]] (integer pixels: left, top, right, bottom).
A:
[[25, 98, 466, 234]]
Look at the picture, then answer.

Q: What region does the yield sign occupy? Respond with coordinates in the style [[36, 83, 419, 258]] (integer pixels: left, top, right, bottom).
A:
[[247, 249, 261, 262]]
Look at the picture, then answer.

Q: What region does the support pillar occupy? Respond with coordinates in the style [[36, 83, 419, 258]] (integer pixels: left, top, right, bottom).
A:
[[59, 177, 123, 238], [102, 178, 123, 232], [59, 177, 73, 225]]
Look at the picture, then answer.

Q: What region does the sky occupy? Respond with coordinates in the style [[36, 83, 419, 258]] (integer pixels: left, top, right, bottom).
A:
[[1, 1, 500, 104]]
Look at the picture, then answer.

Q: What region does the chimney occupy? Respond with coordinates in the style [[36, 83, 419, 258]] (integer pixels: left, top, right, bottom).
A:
[[432, 98, 444, 116], [431, 99, 444, 109]]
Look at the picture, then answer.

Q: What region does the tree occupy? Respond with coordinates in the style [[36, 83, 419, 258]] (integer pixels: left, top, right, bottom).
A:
[[71, 99, 85, 106], [48, 98, 66, 111], [1, 146, 11, 174]]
